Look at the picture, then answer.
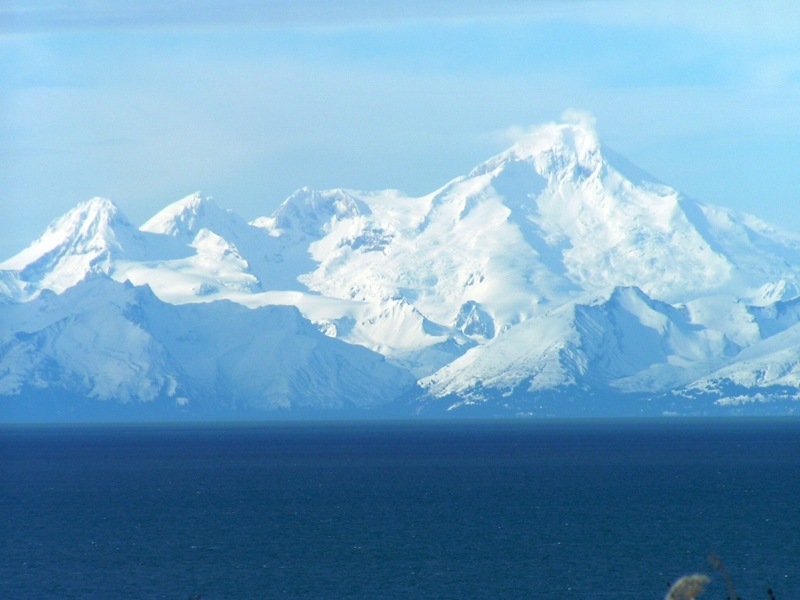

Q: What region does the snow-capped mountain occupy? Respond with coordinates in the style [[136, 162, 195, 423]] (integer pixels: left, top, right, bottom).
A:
[[0, 275, 414, 420], [4, 114, 800, 418], [424, 287, 730, 395], [2, 197, 144, 295]]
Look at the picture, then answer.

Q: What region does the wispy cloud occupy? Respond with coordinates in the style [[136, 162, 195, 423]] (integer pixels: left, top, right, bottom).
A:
[[4, 1, 799, 36], [0, 1, 581, 34]]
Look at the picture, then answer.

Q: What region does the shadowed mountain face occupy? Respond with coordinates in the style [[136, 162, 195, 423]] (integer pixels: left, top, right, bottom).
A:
[[4, 117, 800, 418]]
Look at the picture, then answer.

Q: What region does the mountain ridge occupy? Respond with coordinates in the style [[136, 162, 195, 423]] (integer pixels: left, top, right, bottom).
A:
[[3, 115, 800, 418]]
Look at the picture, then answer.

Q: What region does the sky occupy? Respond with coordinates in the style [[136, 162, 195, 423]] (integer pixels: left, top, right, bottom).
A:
[[2, 0, 800, 259]]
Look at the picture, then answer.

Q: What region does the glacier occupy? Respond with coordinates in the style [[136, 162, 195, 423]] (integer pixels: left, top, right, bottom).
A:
[[3, 114, 800, 419]]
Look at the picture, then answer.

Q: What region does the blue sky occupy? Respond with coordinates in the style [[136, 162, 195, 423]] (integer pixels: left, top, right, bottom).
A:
[[2, 1, 800, 258]]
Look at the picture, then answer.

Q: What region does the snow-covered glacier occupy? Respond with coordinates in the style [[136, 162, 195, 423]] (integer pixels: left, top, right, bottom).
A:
[[4, 114, 800, 419]]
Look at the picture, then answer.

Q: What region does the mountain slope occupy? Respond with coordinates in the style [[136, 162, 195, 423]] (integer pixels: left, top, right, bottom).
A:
[[0, 275, 415, 420], [419, 286, 737, 407]]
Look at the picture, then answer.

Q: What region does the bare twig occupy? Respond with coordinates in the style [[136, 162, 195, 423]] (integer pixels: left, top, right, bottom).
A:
[[709, 554, 739, 600]]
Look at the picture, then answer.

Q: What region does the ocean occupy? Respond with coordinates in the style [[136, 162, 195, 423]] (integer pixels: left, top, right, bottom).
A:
[[1, 419, 799, 599]]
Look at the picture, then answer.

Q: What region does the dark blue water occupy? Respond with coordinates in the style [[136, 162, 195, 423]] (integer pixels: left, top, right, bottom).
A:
[[2, 419, 799, 600]]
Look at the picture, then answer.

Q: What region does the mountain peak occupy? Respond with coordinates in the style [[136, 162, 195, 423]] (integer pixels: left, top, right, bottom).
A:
[[166, 191, 208, 212], [271, 188, 371, 237], [0, 196, 137, 293], [1, 196, 132, 270], [81, 195, 123, 215], [473, 111, 603, 180], [140, 192, 233, 239], [511, 111, 600, 163], [62, 196, 129, 232]]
